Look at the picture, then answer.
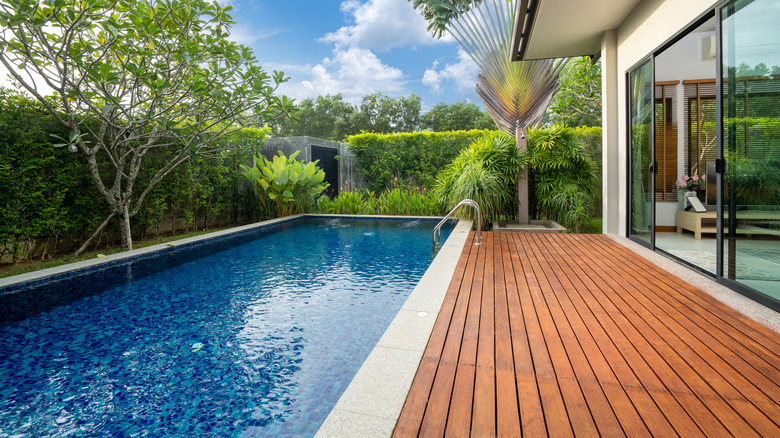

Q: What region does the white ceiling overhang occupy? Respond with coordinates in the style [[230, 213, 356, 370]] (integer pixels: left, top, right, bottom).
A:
[[511, 0, 640, 61]]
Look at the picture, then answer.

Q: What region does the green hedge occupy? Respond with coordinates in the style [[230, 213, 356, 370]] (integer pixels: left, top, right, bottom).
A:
[[347, 129, 495, 191], [0, 88, 269, 263], [0, 88, 108, 262]]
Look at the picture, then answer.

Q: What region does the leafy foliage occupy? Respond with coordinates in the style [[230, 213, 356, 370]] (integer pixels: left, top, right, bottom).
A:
[[317, 186, 442, 216], [0, 88, 106, 263], [0, 87, 271, 263], [434, 131, 522, 226], [273, 93, 494, 140], [524, 126, 600, 232], [347, 129, 495, 191], [546, 57, 602, 127], [350, 93, 423, 134], [274, 94, 356, 141], [0, 0, 294, 253], [409, 0, 482, 38], [422, 101, 496, 131], [241, 151, 329, 218]]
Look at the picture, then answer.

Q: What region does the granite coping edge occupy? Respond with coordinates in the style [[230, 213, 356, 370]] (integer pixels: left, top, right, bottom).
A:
[[0, 214, 456, 289], [0, 214, 305, 288]]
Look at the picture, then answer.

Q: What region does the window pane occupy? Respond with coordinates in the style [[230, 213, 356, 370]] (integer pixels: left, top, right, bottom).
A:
[[629, 61, 653, 243], [722, 0, 780, 303]]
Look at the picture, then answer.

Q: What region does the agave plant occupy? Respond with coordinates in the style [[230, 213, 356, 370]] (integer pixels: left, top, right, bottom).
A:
[[240, 151, 329, 218]]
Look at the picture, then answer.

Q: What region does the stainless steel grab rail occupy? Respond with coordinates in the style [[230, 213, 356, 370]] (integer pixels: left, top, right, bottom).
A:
[[433, 199, 481, 246]]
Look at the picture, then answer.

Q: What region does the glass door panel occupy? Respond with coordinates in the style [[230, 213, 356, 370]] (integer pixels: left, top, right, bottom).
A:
[[629, 61, 654, 244], [722, 0, 780, 303], [653, 18, 718, 274]]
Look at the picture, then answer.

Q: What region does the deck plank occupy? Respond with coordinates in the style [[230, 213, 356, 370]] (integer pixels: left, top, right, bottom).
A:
[[393, 232, 780, 437]]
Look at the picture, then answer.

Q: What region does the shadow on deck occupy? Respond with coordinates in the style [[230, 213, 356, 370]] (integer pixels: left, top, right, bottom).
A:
[[394, 232, 780, 437]]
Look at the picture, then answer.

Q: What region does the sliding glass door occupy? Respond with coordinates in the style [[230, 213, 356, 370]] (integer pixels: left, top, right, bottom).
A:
[[721, 0, 780, 304], [627, 0, 780, 308], [628, 60, 654, 245]]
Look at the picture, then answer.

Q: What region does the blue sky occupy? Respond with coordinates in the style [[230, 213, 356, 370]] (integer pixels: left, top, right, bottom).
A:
[[218, 0, 481, 110]]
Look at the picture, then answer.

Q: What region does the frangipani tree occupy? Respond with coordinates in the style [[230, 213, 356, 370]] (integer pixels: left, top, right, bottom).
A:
[[410, 0, 567, 223], [0, 0, 295, 254]]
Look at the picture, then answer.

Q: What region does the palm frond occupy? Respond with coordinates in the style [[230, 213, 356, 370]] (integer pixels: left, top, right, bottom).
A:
[[448, 0, 568, 132]]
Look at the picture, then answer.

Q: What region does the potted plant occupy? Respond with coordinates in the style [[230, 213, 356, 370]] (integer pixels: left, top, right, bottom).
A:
[[676, 173, 706, 209]]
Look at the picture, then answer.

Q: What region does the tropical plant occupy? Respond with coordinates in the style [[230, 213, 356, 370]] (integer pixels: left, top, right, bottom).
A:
[[0, 0, 295, 255], [409, 0, 483, 38], [725, 154, 780, 207], [317, 190, 372, 215], [317, 186, 442, 216], [241, 151, 329, 218], [524, 126, 599, 232], [435, 131, 522, 226]]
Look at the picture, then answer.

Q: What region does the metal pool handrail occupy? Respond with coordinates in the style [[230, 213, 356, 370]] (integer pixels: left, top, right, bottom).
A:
[[433, 199, 482, 246]]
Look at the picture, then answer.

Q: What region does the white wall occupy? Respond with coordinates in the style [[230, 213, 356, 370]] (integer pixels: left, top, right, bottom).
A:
[[609, 0, 720, 236]]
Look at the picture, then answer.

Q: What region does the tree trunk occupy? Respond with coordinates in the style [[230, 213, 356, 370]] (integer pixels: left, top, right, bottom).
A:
[[119, 204, 133, 251], [73, 212, 117, 257], [516, 126, 529, 225]]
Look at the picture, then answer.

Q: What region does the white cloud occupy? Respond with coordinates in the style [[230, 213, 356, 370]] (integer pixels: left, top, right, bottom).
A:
[[320, 0, 453, 52], [422, 48, 477, 94], [277, 46, 406, 105]]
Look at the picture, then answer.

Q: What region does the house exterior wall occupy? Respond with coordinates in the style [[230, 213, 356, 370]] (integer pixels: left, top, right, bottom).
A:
[[608, 0, 720, 236]]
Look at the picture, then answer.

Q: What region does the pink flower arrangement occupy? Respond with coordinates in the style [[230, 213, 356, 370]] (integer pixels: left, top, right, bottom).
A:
[[676, 173, 706, 191]]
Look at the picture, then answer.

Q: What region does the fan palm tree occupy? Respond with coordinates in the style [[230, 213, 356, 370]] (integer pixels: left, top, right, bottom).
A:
[[411, 0, 568, 222]]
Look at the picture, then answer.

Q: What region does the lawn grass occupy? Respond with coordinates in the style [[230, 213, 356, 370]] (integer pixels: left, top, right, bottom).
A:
[[0, 227, 232, 280]]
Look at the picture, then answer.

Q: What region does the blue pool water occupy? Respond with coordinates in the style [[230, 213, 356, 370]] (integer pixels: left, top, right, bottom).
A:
[[0, 217, 453, 437]]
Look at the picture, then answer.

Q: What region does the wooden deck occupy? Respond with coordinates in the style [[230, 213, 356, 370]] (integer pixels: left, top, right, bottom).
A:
[[393, 232, 780, 437]]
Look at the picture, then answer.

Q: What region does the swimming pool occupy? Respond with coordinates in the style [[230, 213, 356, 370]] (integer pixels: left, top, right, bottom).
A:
[[0, 216, 454, 437]]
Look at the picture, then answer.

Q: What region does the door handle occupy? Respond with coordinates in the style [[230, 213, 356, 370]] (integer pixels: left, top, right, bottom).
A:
[[648, 160, 659, 174]]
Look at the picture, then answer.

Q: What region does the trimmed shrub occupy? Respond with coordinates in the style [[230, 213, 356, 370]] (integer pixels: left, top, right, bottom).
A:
[[317, 186, 442, 216], [346, 129, 495, 191]]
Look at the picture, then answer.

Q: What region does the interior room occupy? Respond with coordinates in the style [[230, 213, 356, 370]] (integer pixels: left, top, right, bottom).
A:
[[651, 10, 780, 301]]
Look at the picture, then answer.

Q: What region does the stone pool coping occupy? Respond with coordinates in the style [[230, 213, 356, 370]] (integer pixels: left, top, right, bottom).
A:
[[0, 214, 455, 289], [315, 218, 473, 437], [0, 214, 304, 288]]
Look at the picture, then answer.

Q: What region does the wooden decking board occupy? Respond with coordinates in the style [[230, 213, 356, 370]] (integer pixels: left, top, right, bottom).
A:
[[500, 233, 547, 436], [505, 233, 574, 436], [577, 235, 780, 416], [538, 234, 687, 436], [523, 234, 626, 437], [556, 235, 739, 437], [394, 235, 476, 438], [528, 233, 651, 437], [393, 233, 780, 437], [588, 235, 780, 357], [555, 234, 777, 436], [472, 233, 496, 436], [545, 263, 707, 436], [582, 236, 780, 398], [584, 234, 780, 364]]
